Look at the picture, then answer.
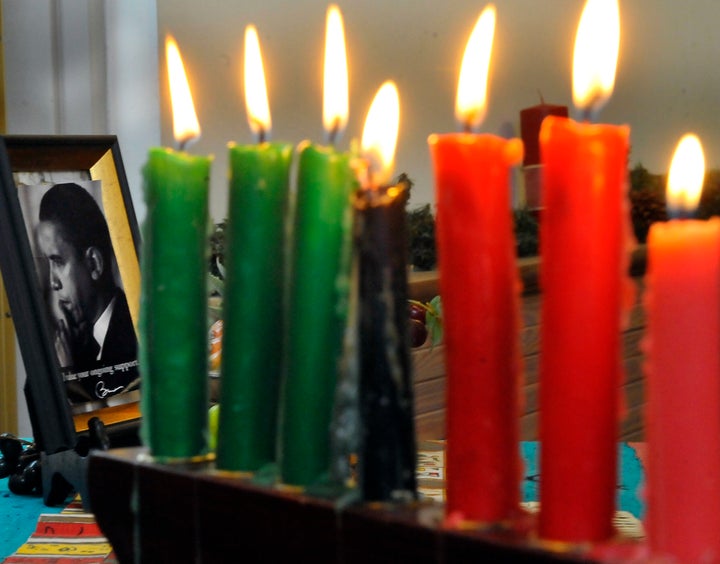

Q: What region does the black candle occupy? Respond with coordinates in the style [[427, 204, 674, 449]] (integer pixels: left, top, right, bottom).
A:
[[353, 180, 417, 503]]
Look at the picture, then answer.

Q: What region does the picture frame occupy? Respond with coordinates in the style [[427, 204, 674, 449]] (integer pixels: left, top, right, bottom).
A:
[[0, 135, 141, 456]]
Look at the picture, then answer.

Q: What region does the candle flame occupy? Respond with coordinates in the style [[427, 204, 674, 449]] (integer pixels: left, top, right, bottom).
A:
[[572, 0, 620, 118], [360, 81, 400, 187], [667, 133, 705, 218], [323, 5, 349, 143], [166, 36, 200, 147], [244, 25, 272, 141], [455, 4, 496, 132]]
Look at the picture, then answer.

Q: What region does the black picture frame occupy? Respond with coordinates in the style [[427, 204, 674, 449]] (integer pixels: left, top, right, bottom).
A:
[[0, 135, 141, 455]]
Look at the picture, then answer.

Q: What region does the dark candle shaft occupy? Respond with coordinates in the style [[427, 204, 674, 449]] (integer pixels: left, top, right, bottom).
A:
[[354, 182, 417, 502]]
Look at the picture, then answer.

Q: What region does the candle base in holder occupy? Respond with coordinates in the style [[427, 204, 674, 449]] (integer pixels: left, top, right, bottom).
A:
[[140, 451, 216, 465], [88, 448, 645, 563], [210, 468, 255, 480]]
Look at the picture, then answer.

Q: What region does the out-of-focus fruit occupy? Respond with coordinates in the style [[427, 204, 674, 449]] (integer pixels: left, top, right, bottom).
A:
[[208, 404, 220, 452], [408, 302, 427, 324], [409, 318, 428, 348], [209, 319, 223, 372]]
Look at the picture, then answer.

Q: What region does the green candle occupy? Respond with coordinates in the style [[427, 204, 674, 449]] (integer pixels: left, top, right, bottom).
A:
[[279, 141, 355, 486], [140, 147, 211, 460], [277, 5, 356, 487], [139, 36, 211, 460], [216, 141, 292, 471]]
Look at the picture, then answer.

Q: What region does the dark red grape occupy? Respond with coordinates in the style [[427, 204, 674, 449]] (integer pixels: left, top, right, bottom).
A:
[[409, 318, 428, 348], [408, 302, 426, 324]]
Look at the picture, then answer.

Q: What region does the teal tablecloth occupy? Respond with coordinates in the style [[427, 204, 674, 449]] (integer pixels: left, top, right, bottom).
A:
[[519, 441, 646, 520], [0, 476, 63, 561]]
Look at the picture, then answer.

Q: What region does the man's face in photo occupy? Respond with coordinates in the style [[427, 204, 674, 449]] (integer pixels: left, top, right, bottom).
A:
[[36, 220, 95, 341]]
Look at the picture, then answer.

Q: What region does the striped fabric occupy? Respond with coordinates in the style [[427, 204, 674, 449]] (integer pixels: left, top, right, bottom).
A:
[[1, 498, 116, 564]]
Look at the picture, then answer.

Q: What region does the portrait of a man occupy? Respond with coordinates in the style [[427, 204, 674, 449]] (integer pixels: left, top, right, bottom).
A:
[[30, 181, 139, 404]]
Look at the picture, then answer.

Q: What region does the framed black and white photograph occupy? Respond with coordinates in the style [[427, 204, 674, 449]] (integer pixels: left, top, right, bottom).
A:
[[0, 135, 141, 454]]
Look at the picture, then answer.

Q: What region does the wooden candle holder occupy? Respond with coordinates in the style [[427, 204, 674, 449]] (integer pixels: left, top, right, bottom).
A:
[[88, 448, 644, 563]]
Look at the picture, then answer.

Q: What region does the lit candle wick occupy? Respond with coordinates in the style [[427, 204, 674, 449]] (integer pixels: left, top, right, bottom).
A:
[[325, 117, 342, 146], [461, 114, 481, 134], [352, 155, 373, 189], [177, 136, 193, 153], [360, 164, 374, 189], [254, 123, 268, 144], [578, 95, 602, 123], [669, 207, 695, 221]]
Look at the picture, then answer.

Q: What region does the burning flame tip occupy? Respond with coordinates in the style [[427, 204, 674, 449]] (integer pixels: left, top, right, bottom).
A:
[[360, 81, 400, 187], [244, 24, 272, 139], [323, 4, 349, 139], [667, 133, 705, 217], [572, 0, 620, 116], [165, 35, 200, 146], [455, 4, 496, 130]]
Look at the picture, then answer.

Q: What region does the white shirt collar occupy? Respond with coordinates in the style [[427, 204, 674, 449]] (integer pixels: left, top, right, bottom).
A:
[[93, 294, 117, 361]]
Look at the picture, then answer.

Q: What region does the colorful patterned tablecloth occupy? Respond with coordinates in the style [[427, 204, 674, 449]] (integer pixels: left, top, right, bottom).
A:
[[1, 496, 116, 564]]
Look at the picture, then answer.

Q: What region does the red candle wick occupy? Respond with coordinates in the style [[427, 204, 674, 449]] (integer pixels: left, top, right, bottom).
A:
[[459, 117, 481, 134], [578, 93, 603, 123]]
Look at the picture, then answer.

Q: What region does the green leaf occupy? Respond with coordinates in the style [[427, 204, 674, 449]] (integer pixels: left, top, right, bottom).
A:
[[208, 272, 225, 297], [426, 295, 443, 347]]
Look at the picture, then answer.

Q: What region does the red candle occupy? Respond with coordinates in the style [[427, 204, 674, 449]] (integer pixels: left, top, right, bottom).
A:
[[428, 5, 524, 524], [519, 100, 568, 209], [519, 99, 568, 167], [538, 0, 632, 543], [644, 134, 720, 563]]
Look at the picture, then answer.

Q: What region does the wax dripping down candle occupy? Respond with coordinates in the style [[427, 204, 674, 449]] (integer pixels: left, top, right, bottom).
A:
[[140, 36, 211, 460], [279, 5, 357, 487], [353, 81, 416, 502], [538, 0, 631, 544], [644, 134, 720, 564], [427, 4, 524, 524], [216, 25, 293, 473]]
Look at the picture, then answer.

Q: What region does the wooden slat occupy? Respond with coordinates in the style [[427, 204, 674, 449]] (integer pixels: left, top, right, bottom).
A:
[[620, 403, 646, 442], [520, 411, 539, 441], [0, 5, 14, 435], [0, 274, 18, 435], [411, 344, 445, 383], [414, 377, 445, 415], [415, 409, 445, 442]]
